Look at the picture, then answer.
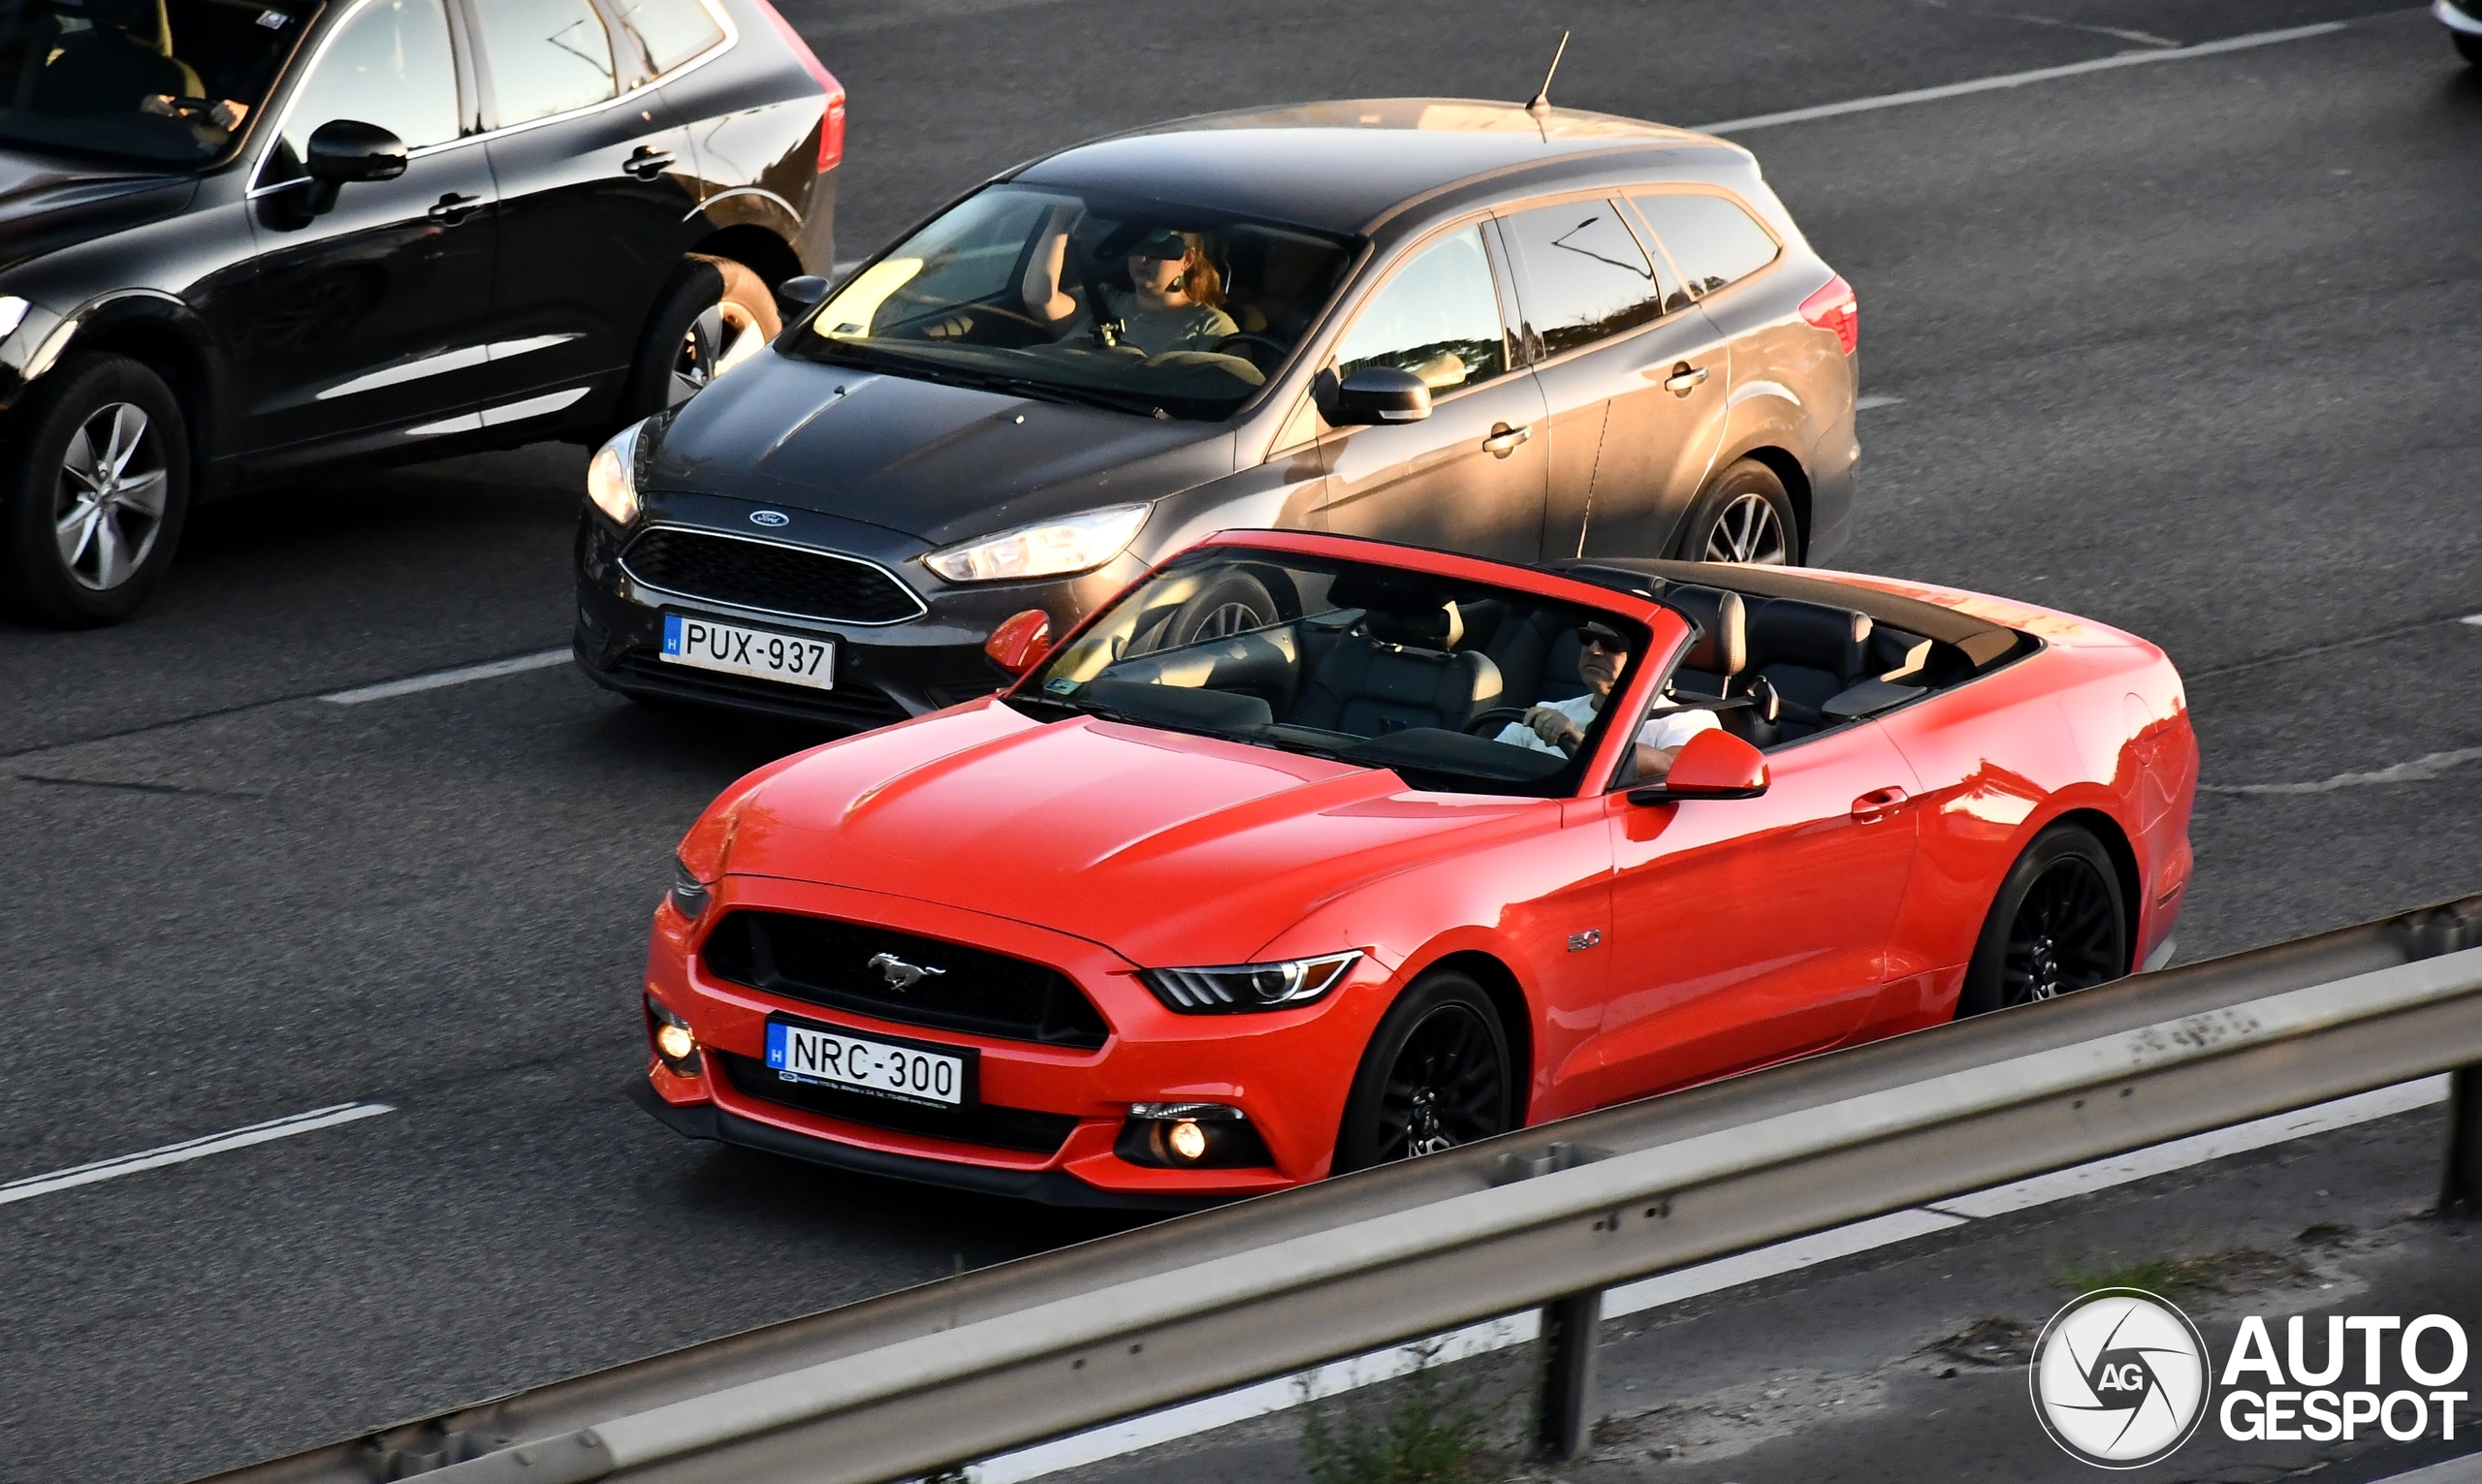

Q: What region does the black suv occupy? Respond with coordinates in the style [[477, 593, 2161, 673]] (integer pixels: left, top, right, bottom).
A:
[[0, 0, 843, 625]]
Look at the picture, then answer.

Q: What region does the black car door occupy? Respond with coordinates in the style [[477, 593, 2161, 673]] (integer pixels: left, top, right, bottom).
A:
[[237, 0, 497, 457], [1495, 198, 1731, 563], [1308, 220, 1551, 564], [466, 0, 698, 428]]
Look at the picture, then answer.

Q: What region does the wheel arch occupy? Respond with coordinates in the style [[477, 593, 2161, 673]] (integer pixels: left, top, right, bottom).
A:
[[64, 308, 224, 498], [1733, 443, 1812, 561], [2039, 805, 2145, 971], [1411, 948, 1535, 1126], [687, 223, 805, 288]]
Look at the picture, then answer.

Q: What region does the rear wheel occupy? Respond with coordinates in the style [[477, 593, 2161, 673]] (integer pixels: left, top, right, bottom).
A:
[[2459, 32, 2482, 66], [0, 353, 190, 627], [1957, 825, 2129, 1017], [1335, 970, 1513, 1172], [620, 255, 782, 425], [1676, 458, 1798, 565]]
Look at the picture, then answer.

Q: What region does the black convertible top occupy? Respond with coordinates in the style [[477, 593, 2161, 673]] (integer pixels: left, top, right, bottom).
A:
[[1544, 558, 2028, 671]]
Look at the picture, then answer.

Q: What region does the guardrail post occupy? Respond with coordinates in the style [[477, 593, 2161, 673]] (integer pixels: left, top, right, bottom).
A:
[[1537, 1288, 1602, 1460], [2444, 1066, 2482, 1218]]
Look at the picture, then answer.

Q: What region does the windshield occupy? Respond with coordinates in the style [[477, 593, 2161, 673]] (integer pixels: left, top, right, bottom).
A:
[[1010, 550, 1655, 798], [797, 184, 1357, 422], [0, 0, 316, 164]]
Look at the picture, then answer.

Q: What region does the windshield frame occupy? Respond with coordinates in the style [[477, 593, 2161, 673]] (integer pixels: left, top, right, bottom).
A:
[[1002, 540, 1676, 800], [0, 0, 326, 171], [784, 179, 1370, 426]]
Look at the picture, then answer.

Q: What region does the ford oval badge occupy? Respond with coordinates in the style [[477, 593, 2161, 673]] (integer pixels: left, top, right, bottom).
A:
[[749, 510, 790, 528]]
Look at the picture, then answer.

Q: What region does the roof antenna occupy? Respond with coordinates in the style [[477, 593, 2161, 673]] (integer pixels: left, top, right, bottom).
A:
[[1526, 30, 1571, 114]]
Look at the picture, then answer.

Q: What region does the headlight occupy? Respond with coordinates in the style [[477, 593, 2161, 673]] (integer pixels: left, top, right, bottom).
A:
[[667, 855, 712, 922], [587, 417, 650, 526], [0, 296, 28, 343], [1140, 951, 1361, 1014], [923, 503, 1149, 584]]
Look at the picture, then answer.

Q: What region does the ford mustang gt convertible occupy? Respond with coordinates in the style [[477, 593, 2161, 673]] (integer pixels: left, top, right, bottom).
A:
[[628, 532, 2196, 1207]]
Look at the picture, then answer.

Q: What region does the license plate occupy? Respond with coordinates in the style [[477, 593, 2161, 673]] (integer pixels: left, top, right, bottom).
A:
[[765, 1021, 968, 1107], [660, 614, 835, 689]]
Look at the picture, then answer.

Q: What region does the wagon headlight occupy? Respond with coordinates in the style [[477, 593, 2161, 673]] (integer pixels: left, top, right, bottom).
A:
[[923, 504, 1149, 584], [587, 417, 650, 526], [1140, 952, 1361, 1014]]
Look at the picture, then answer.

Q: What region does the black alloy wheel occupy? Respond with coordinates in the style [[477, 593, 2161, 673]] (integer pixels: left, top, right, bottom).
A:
[[1957, 825, 2130, 1017], [1335, 970, 1512, 1172], [1677, 458, 1798, 566], [0, 352, 190, 627]]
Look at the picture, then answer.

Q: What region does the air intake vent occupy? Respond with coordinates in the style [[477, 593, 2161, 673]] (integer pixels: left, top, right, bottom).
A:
[[621, 528, 925, 624], [701, 911, 1110, 1050]]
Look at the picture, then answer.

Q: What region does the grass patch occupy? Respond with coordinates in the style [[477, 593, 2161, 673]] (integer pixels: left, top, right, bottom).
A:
[[1299, 1340, 1513, 1484], [2059, 1247, 2309, 1298]]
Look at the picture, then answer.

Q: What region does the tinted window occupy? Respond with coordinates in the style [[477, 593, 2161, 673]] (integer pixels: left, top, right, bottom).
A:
[[274, 0, 459, 171], [0, 0, 312, 165], [1500, 201, 1669, 357], [475, 0, 617, 125], [1331, 225, 1509, 394], [612, 0, 721, 74], [1631, 192, 1779, 298]]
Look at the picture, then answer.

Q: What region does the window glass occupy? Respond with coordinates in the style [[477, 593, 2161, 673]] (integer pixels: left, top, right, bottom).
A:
[[474, 0, 617, 125], [612, 0, 721, 74], [1631, 192, 1779, 299], [275, 0, 459, 169], [0, 0, 313, 165], [1500, 200, 1668, 358], [1329, 225, 1508, 395]]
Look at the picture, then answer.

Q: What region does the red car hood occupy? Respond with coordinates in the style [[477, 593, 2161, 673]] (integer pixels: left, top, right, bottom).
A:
[[723, 701, 1548, 966]]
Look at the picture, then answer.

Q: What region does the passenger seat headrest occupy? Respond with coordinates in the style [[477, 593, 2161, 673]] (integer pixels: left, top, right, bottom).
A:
[[1666, 585, 1745, 678], [1362, 600, 1464, 649]]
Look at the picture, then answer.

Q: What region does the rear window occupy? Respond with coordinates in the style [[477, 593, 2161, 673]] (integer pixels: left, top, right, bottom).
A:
[[472, 0, 617, 125], [612, 0, 720, 74], [1499, 199, 1670, 357], [1630, 192, 1779, 298]]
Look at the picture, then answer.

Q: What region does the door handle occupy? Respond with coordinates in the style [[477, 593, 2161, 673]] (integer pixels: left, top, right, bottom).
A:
[[1850, 786, 1909, 823], [1480, 423, 1532, 458], [622, 146, 675, 179], [427, 192, 484, 224], [1663, 363, 1710, 397]]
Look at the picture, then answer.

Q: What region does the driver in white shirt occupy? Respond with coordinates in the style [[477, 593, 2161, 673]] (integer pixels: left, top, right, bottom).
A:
[[1496, 620, 1719, 776]]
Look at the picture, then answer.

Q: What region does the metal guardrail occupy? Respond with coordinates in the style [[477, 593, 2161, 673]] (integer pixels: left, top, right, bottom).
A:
[[205, 894, 2482, 1484]]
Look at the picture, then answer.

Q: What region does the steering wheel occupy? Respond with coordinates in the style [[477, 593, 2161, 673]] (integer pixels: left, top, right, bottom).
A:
[[1210, 332, 1289, 369], [1463, 706, 1534, 738]]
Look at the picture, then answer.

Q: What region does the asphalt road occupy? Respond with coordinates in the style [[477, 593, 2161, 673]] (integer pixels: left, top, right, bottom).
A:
[[1, 4, 2475, 1481]]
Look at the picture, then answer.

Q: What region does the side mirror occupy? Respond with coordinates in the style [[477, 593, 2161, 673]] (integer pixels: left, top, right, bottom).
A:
[[984, 609, 1053, 677], [1324, 365, 1432, 426], [777, 274, 831, 310], [302, 119, 406, 213], [1628, 728, 1768, 805]]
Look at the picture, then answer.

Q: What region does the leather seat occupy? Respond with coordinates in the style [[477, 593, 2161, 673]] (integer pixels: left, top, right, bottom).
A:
[[1664, 584, 1746, 698], [1290, 604, 1504, 739], [1744, 597, 1872, 736]]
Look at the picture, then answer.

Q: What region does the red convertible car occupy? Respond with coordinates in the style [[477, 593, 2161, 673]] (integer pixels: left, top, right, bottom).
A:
[[630, 531, 2196, 1206]]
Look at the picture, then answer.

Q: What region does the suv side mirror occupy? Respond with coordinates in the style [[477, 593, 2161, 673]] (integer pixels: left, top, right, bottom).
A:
[[985, 609, 1053, 677], [302, 119, 406, 213], [1627, 727, 1768, 805], [1322, 365, 1432, 426], [777, 275, 831, 310]]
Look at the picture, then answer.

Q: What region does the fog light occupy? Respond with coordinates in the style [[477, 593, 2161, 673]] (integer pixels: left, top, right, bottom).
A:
[[655, 1022, 695, 1062], [1166, 1119, 1207, 1162], [645, 995, 702, 1076]]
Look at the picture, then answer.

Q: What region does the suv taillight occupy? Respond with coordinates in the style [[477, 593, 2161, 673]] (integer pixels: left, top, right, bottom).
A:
[[754, 0, 845, 174], [1799, 274, 1857, 355]]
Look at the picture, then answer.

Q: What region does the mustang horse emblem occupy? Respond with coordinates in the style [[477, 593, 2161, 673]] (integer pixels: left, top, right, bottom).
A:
[[868, 952, 946, 992]]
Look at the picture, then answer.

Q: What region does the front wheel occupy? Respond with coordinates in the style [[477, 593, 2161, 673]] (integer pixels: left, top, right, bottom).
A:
[[0, 353, 190, 627], [1334, 970, 1513, 1173], [620, 255, 783, 425], [1957, 825, 2129, 1017], [1676, 458, 1798, 565]]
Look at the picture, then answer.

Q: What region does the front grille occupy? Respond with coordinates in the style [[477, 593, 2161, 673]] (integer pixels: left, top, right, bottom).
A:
[[701, 911, 1111, 1050], [611, 651, 911, 730], [717, 1052, 1078, 1153], [620, 527, 925, 624]]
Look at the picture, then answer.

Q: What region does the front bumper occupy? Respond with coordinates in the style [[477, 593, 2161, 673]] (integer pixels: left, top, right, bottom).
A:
[[632, 875, 1385, 1205], [572, 494, 1142, 730]]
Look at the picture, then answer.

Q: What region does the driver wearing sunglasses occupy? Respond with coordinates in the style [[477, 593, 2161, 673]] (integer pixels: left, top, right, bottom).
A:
[[1494, 621, 1720, 776]]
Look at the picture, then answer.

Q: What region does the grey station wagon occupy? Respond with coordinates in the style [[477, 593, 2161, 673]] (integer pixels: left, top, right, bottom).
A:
[[573, 98, 1861, 728]]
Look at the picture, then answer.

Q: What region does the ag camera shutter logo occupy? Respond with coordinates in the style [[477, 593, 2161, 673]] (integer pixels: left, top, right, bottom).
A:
[[2031, 1288, 2211, 1468]]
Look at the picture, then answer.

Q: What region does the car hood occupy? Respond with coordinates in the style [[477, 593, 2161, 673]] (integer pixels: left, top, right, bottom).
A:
[[644, 350, 1237, 546], [720, 701, 1549, 966], [0, 148, 195, 275]]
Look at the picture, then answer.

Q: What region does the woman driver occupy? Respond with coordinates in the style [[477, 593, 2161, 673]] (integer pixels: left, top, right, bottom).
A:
[[1026, 228, 1238, 358]]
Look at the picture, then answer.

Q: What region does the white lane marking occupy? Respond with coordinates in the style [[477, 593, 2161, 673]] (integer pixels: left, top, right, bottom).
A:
[[972, 1074, 2445, 1483], [1694, 21, 2348, 134], [319, 648, 570, 705], [2371, 1447, 2482, 1484], [2202, 745, 2482, 796], [1855, 394, 1906, 410], [0, 1102, 393, 1208], [2462, 614, 2482, 627]]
